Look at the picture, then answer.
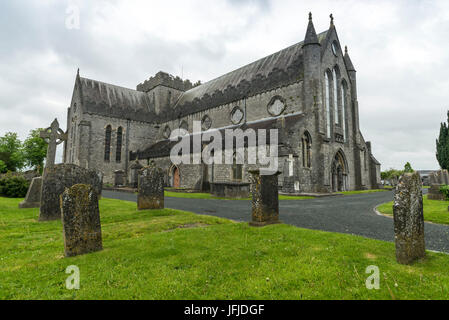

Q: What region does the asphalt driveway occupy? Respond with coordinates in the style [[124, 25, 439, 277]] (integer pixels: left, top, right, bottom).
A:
[[103, 190, 449, 253]]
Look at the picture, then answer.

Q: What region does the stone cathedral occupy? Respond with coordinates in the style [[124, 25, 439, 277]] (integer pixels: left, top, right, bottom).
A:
[[63, 14, 381, 194]]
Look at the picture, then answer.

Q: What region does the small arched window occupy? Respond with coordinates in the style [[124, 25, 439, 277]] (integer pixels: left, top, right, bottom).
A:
[[116, 127, 123, 163], [104, 125, 112, 162], [232, 152, 243, 181], [302, 131, 312, 168]]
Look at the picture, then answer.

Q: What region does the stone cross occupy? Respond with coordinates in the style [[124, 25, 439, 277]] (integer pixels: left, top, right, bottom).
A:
[[287, 154, 294, 177], [40, 119, 67, 168]]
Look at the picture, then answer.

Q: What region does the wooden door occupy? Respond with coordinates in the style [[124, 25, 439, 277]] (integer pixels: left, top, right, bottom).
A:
[[173, 167, 180, 188]]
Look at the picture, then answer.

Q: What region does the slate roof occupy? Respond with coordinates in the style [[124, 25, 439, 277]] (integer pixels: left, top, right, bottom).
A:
[[131, 112, 305, 160], [78, 77, 156, 123], [77, 30, 329, 123], [172, 30, 329, 115]]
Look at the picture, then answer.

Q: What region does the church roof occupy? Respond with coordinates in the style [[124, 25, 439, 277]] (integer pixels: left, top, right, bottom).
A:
[[78, 77, 156, 122], [171, 30, 328, 118], [76, 29, 329, 123]]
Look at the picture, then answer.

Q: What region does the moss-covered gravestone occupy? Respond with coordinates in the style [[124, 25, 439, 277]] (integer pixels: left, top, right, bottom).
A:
[[249, 170, 282, 227], [39, 164, 103, 221], [393, 172, 426, 265], [137, 165, 165, 210], [19, 177, 42, 209], [60, 184, 103, 257]]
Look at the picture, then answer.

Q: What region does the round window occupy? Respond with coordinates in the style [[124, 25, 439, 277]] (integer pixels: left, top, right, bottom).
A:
[[267, 97, 286, 116], [231, 106, 244, 125], [201, 115, 212, 131]]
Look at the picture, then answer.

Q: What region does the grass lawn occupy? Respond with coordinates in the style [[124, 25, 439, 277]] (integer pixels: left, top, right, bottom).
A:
[[339, 189, 391, 196], [377, 195, 449, 225], [1, 197, 449, 300], [164, 191, 314, 201]]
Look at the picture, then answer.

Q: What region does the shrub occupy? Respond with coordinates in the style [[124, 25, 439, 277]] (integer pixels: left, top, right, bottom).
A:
[[0, 174, 30, 198], [440, 185, 449, 200]]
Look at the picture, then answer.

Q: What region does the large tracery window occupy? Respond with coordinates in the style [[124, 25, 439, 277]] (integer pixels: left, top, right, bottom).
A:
[[325, 72, 331, 138], [116, 127, 123, 163], [302, 132, 312, 168], [104, 125, 112, 162]]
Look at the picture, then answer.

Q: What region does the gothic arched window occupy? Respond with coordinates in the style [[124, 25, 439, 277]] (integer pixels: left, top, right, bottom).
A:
[[116, 127, 123, 163], [325, 72, 331, 138], [341, 81, 347, 142], [333, 67, 339, 125], [104, 125, 112, 162], [302, 131, 312, 168], [232, 152, 243, 181]]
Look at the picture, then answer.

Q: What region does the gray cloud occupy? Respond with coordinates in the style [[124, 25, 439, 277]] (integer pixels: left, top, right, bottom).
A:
[[0, 0, 447, 170]]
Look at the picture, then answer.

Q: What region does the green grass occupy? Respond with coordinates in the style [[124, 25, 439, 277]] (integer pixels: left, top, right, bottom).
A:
[[1, 197, 449, 300], [377, 195, 449, 225], [164, 191, 313, 201], [340, 189, 391, 195]]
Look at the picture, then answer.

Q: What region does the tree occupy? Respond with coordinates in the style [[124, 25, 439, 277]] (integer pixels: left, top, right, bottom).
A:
[[436, 111, 449, 170], [0, 160, 6, 173], [0, 132, 24, 172], [23, 128, 47, 173], [404, 162, 414, 173]]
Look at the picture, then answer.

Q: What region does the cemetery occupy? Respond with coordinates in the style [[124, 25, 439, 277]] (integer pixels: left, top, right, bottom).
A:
[[2, 1, 449, 303]]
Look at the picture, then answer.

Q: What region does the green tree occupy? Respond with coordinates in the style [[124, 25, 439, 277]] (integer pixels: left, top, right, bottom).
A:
[[404, 162, 414, 173], [0, 132, 24, 172], [23, 128, 47, 173], [436, 111, 449, 170], [0, 160, 6, 173]]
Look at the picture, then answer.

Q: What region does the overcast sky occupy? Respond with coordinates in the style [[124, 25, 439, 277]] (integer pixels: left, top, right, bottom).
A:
[[0, 0, 448, 170]]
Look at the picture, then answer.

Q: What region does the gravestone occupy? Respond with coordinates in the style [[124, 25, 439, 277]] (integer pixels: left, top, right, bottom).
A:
[[138, 165, 165, 210], [19, 177, 42, 209], [130, 160, 144, 188], [442, 170, 449, 185], [60, 184, 103, 257], [428, 184, 446, 200], [393, 172, 426, 265], [114, 170, 125, 187], [39, 164, 103, 221], [249, 170, 282, 227]]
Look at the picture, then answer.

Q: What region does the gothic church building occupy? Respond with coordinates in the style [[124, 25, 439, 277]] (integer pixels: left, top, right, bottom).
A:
[[63, 14, 381, 193]]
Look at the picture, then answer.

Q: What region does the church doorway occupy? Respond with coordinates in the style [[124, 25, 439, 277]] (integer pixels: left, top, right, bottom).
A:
[[172, 166, 180, 188], [331, 151, 348, 192]]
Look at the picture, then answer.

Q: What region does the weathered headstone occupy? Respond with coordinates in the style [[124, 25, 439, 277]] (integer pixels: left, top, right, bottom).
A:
[[60, 184, 103, 257], [130, 160, 144, 188], [249, 170, 282, 227], [427, 184, 446, 200], [429, 172, 439, 185], [393, 172, 426, 265], [138, 165, 165, 210], [442, 170, 449, 185], [40, 119, 67, 168], [39, 164, 103, 221], [114, 170, 125, 187], [19, 177, 42, 209]]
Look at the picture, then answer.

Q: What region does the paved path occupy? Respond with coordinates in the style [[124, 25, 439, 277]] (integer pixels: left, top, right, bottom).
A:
[[103, 190, 449, 253]]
